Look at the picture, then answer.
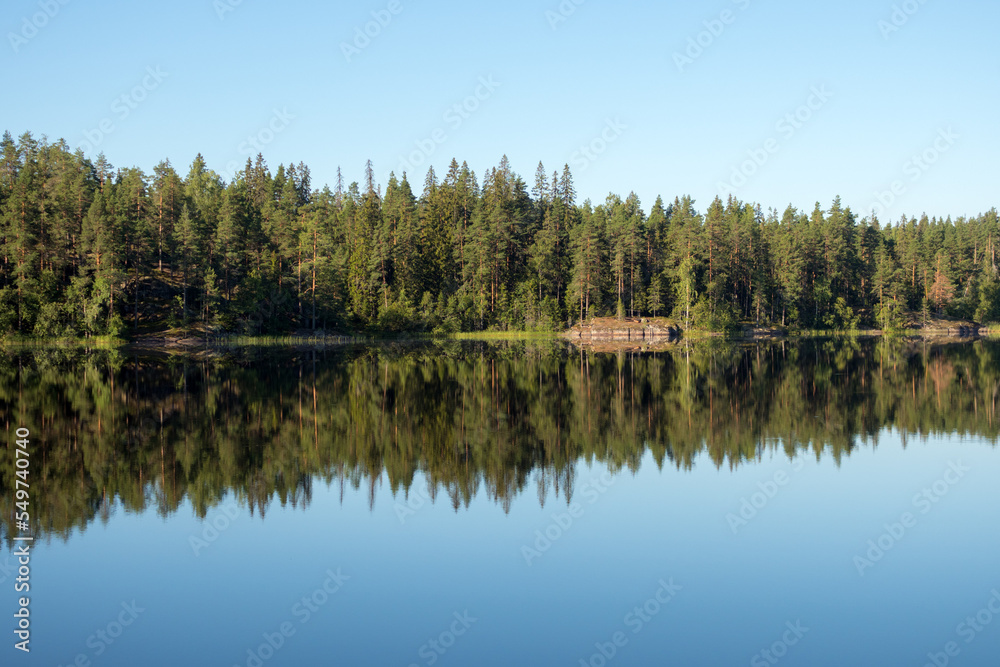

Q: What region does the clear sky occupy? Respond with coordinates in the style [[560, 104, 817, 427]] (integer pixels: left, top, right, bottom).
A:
[[2, 0, 997, 221]]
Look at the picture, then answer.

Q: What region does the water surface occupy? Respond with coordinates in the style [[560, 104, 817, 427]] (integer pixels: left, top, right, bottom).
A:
[[2, 338, 1000, 666]]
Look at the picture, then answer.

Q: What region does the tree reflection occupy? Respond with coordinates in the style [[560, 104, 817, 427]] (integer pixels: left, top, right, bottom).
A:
[[2, 338, 999, 542]]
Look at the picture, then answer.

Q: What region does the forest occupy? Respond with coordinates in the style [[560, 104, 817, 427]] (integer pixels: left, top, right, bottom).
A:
[[2, 130, 999, 338]]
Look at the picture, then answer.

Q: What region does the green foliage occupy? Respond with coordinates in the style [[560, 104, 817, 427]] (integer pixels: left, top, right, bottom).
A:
[[32, 301, 71, 338], [825, 297, 859, 330], [375, 298, 417, 333], [876, 298, 906, 332], [0, 288, 17, 335], [691, 297, 740, 332], [976, 272, 1000, 324]]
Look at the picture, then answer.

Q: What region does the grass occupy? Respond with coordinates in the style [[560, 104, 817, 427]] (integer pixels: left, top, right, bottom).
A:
[[440, 330, 560, 340], [784, 328, 881, 337]]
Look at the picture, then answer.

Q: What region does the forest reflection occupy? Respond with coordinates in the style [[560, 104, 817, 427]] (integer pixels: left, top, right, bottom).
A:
[[2, 337, 999, 542]]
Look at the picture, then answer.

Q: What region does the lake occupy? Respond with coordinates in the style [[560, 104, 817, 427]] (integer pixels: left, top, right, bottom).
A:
[[3, 338, 1000, 666]]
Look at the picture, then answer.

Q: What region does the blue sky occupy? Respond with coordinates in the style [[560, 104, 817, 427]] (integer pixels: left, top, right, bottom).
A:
[[2, 0, 997, 220]]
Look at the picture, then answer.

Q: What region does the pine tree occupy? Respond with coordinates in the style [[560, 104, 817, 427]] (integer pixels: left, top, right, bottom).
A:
[[79, 187, 124, 333], [928, 251, 955, 315], [214, 179, 249, 301], [173, 203, 203, 323], [568, 201, 604, 322], [704, 196, 727, 316], [1, 137, 41, 330], [150, 160, 183, 275], [384, 171, 420, 299], [114, 167, 152, 329], [348, 168, 381, 324]]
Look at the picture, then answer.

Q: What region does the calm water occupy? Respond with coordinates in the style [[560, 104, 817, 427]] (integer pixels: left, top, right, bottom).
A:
[[3, 338, 1000, 666]]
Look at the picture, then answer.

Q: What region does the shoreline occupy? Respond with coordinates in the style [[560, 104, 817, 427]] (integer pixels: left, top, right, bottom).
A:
[[1, 313, 996, 351], [1, 326, 995, 351]]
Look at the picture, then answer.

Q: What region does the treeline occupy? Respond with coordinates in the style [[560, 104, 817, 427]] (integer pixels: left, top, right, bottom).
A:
[[2, 130, 999, 337], [2, 339, 1000, 541]]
